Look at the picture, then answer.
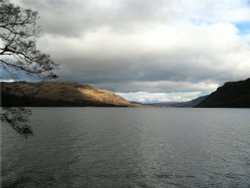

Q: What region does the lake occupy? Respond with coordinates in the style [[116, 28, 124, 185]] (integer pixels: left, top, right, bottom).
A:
[[1, 108, 250, 188]]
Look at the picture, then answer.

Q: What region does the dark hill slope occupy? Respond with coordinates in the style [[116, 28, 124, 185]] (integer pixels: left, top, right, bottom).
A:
[[1, 82, 133, 107], [196, 78, 250, 108]]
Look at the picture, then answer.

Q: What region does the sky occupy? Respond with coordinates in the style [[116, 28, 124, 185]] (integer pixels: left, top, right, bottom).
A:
[[3, 0, 250, 103]]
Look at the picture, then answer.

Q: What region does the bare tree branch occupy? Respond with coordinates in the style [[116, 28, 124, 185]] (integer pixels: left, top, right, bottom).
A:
[[0, 0, 58, 79]]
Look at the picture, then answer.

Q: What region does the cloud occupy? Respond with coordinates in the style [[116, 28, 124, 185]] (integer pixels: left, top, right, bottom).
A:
[[0, 79, 15, 82], [38, 23, 250, 84], [5, 0, 250, 102], [15, 0, 250, 37]]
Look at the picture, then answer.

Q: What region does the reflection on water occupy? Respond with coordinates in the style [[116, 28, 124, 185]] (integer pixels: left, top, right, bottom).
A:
[[1, 107, 33, 138], [2, 108, 250, 188]]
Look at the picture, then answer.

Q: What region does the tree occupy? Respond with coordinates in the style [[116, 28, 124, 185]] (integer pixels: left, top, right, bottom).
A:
[[0, 0, 58, 79], [0, 0, 58, 137]]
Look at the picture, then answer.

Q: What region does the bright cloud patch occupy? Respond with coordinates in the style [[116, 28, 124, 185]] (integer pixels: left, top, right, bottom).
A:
[[117, 91, 202, 103]]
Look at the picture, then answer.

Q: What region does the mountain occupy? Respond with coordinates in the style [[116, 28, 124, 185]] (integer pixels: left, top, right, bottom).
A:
[[1, 82, 134, 107], [170, 95, 208, 107], [196, 78, 250, 108], [147, 95, 208, 107]]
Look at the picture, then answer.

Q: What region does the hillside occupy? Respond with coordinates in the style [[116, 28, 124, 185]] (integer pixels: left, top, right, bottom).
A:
[[196, 78, 250, 108], [1, 82, 134, 107]]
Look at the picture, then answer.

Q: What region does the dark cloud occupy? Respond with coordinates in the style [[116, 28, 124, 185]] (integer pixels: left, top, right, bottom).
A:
[[18, 0, 169, 37]]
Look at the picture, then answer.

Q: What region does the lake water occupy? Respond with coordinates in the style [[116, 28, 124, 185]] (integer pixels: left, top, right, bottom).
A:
[[1, 108, 250, 188]]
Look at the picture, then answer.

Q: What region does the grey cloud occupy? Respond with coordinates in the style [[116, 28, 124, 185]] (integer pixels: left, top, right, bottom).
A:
[[14, 0, 250, 38], [19, 0, 169, 37], [19, 0, 89, 37], [53, 53, 231, 90]]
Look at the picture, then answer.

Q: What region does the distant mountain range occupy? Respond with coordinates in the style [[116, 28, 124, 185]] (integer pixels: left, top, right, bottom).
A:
[[1, 82, 134, 107], [146, 95, 208, 107], [196, 78, 250, 108]]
